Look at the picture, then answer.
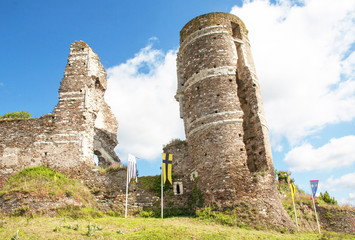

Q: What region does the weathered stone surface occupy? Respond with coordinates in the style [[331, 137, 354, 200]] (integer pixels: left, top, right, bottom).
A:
[[0, 41, 120, 176], [174, 12, 294, 228], [318, 206, 355, 233]]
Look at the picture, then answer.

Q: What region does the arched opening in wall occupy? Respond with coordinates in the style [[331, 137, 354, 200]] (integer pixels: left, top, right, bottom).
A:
[[94, 153, 99, 166], [94, 150, 108, 167]]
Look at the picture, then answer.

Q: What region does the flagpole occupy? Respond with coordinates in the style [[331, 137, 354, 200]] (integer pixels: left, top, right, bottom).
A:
[[125, 164, 129, 218], [292, 198, 299, 231], [161, 166, 163, 219], [289, 179, 299, 232], [312, 196, 321, 234]]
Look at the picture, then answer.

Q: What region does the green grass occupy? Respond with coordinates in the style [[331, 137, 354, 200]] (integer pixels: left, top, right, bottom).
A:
[[0, 215, 342, 240], [0, 166, 97, 217]]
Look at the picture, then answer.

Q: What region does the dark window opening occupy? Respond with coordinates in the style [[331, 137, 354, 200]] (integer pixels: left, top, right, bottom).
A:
[[174, 182, 183, 195]]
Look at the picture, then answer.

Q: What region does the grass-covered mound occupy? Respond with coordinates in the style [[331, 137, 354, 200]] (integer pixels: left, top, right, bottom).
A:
[[0, 166, 101, 218]]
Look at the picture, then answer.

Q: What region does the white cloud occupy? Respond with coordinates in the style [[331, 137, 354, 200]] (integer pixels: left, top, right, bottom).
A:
[[324, 173, 355, 191], [321, 174, 355, 206], [231, 0, 355, 146], [105, 43, 184, 162], [348, 192, 355, 204], [284, 135, 355, 171], [0, 82, 3, 87]]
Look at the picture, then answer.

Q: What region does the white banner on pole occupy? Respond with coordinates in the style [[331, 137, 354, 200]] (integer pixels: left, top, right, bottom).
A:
[[125, 154, 137, 218]]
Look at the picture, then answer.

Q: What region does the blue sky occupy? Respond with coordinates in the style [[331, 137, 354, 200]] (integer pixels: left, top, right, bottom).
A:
[[1, 0, 354, 205]]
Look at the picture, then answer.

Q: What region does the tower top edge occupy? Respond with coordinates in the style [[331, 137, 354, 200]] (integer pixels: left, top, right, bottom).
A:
[[180, 12, 248, 43]]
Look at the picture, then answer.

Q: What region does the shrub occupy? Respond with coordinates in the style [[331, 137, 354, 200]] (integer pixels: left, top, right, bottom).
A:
[[0, 111, 31, 119]]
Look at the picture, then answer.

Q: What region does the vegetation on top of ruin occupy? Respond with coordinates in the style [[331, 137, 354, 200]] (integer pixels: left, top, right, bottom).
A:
[[0, 166, 100, 218], [0, 111, 31, 120], [163, 138, 187, 151]]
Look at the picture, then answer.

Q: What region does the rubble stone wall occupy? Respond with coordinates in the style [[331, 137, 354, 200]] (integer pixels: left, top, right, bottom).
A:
[[0, 41, 120, 176]]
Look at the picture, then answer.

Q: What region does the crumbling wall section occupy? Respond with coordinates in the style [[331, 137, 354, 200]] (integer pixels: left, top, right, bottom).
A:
[[0, 41, 120, 176]]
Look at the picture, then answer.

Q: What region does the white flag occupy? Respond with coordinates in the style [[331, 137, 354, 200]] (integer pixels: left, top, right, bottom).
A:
[[127, 154, 137, 183]]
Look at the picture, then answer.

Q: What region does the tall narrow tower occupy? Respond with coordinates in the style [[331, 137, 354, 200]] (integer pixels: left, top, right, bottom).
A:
[[175, 13, 293, 227]]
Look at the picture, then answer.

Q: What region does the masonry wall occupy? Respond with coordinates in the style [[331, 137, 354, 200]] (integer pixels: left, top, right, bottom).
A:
[[175, 12, 294, 228], [0, 41, 120, 176]]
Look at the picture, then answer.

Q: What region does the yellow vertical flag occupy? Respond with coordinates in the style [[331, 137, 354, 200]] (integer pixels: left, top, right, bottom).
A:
[[162, 153, 173, 184], [289, 176, 296, 201]]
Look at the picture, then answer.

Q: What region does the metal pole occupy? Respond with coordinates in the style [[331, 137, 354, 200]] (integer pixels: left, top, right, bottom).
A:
[[161, 166, 163, 219], [125, 166, 129, 218], [289, 181, 299, 232], [292, 199, 299, 231], [312, 197, 321, 234]]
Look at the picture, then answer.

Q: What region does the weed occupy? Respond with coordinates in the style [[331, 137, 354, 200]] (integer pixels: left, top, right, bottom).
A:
[[53, 226, 61, 232], [10, 230, 19, 240], [86, 222, 102, 237], [65, 189, 73, 197], [137, 210, 155, 218]]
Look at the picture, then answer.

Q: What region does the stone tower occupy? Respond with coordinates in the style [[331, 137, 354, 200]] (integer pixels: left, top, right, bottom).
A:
[[175, 13, 293, 227]]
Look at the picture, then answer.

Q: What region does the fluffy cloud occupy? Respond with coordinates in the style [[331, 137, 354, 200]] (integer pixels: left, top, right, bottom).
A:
[[284, 135, 355, 171], [231, 0, 355, 145], [324, 173, 355, 190], [105, 43, 184, 162], [322, 173, 355, 205]]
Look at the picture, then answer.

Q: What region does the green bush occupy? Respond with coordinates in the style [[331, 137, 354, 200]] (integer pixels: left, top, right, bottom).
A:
[[0, 111, 31, 119]]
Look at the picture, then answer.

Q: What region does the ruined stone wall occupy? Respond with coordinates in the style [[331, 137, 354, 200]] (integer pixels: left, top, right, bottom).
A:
[[0, 41, 120, 176], [175, 12, 293, 228]]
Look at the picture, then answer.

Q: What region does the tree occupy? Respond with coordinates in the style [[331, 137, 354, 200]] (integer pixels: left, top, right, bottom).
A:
[[320, 191, 338, 205]]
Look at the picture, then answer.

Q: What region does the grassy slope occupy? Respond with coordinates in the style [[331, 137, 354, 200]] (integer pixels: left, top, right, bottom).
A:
[[1, 167, 354, 239], [0, 216, 324, 240]]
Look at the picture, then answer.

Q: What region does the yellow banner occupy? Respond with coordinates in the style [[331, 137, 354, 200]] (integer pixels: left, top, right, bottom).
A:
[[162, 153, 173, 184]]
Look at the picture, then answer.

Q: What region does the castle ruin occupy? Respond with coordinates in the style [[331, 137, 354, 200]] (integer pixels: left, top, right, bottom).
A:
[[169, 12, 294, 227], [0, 41, 120, 176]]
